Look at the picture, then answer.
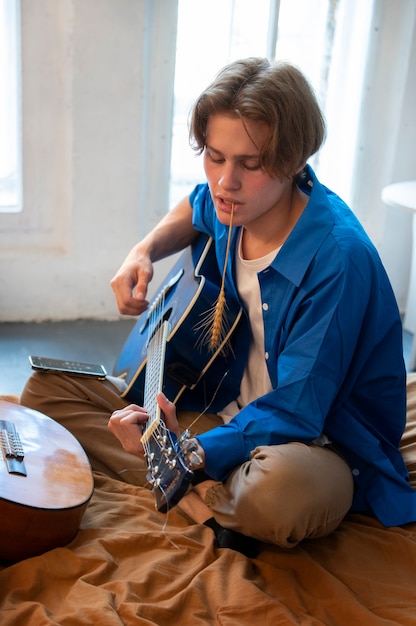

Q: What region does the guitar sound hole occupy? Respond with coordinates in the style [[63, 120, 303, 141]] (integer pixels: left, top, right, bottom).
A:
[[162, 308, 173, 324]]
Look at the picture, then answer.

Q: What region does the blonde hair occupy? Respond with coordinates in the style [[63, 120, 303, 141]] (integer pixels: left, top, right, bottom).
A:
[[189, 57, 326, 179]]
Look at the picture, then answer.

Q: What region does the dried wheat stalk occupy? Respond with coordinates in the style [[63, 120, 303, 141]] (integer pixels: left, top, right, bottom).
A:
[[194, 203, 235, 353]]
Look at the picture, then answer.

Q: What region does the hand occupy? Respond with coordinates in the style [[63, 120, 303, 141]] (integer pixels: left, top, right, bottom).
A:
[[110, 197, 196, 317], [110, 251, 154, 316], [108, 392, 180, 457]]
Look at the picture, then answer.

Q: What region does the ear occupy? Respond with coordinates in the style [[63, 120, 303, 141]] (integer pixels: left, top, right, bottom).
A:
[[295, 162, 306, 175]]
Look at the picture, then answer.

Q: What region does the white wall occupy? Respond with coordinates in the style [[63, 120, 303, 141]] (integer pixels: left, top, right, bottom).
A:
[[0, 0, 178, 322], [0, 0, 415, 323], [349, 0, 416, 316], [378, 9, 416, 316]]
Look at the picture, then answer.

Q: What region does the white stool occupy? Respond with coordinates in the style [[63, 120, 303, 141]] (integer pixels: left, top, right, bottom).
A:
[[382, 181, 416, 370]]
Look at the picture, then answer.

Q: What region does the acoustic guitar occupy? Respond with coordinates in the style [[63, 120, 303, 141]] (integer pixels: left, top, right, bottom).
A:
[[113, 234, 245, 412], [139, 315, 193, 512], [0, 400, 94, 562], [113, 234, 246, 512]]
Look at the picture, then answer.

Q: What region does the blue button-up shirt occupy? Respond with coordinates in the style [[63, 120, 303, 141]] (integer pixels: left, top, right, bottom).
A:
[[189, 165, 416, 527]]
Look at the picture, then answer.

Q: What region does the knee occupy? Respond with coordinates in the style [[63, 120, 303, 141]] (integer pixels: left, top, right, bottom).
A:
[[230, 444, 313, 519], [20, 372, 43, 408], [223, 444, 353, 547]]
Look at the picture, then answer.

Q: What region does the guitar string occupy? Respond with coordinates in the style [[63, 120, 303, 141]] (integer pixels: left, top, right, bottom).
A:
[[147, 366, 230, 514], [117, 289, 170, 478], [142, 315, 183, 552], [140, 285, 192, 528], [118, 353, 226, 486], [145, 213, 236, 488], [142, 290, 158, 464], [142, 286, 165, 463], [120, 217, 237, 546], [116, 291, 167, 479], [155, 370, 232, 551], [138, 208, 236, 474], [159, 215, 236, 545], [138, 285, 199, 545]]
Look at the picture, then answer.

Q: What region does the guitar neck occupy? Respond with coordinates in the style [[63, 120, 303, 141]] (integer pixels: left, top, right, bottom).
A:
[[141, 320, 170, 445], [140, 316, 193, 512]]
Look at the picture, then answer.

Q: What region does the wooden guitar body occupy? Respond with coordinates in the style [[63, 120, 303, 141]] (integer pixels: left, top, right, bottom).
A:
[[0, 400, 94, 562]]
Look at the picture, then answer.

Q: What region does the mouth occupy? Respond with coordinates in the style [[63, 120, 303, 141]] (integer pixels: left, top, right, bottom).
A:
[[216, 196, 239, 213]]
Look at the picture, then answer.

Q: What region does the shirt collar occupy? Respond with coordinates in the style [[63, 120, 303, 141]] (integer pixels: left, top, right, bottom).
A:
[[269, 166, 335, 287]]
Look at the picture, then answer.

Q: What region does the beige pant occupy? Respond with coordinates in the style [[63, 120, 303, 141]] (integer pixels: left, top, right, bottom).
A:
[[21, 372, 354, 548]]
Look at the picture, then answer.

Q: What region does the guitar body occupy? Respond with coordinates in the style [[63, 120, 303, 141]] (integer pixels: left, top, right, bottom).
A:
[[113, 235, 246, 413], [0, 400, 94, 562]]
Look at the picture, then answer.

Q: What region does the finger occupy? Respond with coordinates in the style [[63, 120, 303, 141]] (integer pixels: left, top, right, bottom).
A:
[[110, 405, 148, 426], [118, 297, 149, 317], [110, 272, 150, 316], [157, 392, 179, 435], [133, 273, 152, 303], [108, 405, 150, 456]]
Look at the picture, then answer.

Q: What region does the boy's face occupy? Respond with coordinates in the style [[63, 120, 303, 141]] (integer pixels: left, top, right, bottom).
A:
[[203, 113, 298, 234]]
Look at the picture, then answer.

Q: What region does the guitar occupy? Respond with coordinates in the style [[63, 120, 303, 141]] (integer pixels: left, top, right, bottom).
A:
[[113, 234, 245, 412], [113, 235, 246, 512], [139, 315, 193, 512], [0, 400, 94, 562]]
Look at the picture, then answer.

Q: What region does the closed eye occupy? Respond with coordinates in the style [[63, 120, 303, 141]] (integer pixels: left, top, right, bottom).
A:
[[205, 148, 261, 171]]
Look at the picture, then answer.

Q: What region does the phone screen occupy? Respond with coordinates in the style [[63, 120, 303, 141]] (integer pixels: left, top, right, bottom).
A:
[[29, 356, 107, 379]]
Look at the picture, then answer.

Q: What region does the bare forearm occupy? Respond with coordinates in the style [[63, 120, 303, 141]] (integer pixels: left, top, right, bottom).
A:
[[111, 195, 198, 316], [131, 196, 198, 263]]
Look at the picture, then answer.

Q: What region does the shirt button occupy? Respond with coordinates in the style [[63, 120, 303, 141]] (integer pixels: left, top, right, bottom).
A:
[[265, 352, 269, 360], [352, 468, 360, 476], [262, 303, 269, 311]]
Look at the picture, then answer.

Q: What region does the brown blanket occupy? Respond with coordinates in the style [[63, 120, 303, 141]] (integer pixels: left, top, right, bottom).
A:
[[1, 376, 416, 625]]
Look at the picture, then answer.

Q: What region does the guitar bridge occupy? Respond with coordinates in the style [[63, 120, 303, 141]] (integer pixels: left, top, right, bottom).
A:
[[0, 420, 27, 476]]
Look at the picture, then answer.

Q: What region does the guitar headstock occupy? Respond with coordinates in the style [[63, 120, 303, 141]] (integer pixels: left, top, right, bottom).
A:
[[143, 422, 193, 513]]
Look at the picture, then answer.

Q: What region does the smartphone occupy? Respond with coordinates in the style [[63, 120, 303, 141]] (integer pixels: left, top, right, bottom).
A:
[[29, 355, 107, 379]]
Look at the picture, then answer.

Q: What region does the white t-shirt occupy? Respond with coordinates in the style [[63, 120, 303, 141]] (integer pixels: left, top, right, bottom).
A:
[[219, 230, 280, 423]]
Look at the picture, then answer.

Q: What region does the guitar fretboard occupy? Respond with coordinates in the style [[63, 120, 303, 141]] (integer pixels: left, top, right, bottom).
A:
[[141, 320, 170, 445]]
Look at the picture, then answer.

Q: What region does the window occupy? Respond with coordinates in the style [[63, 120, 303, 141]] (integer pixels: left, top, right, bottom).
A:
[[276, 0, 373, 204], [0, 0, 21, 212], [170, 0, 373, 208], [170, 0, 273, 208]]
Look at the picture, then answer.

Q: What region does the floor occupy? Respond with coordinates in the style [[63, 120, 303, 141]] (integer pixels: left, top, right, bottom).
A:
[[0, 320, 414, 397], [0, 320, 136, 396]]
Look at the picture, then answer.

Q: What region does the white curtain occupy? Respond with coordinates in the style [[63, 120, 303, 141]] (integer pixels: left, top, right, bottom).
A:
[[286, 0, 416, 311], [350, 0, 416, 312]]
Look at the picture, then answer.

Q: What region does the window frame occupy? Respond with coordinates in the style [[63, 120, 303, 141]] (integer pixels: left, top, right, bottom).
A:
[[0, 0, 73, 252], [0, 0, 22, 213]]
